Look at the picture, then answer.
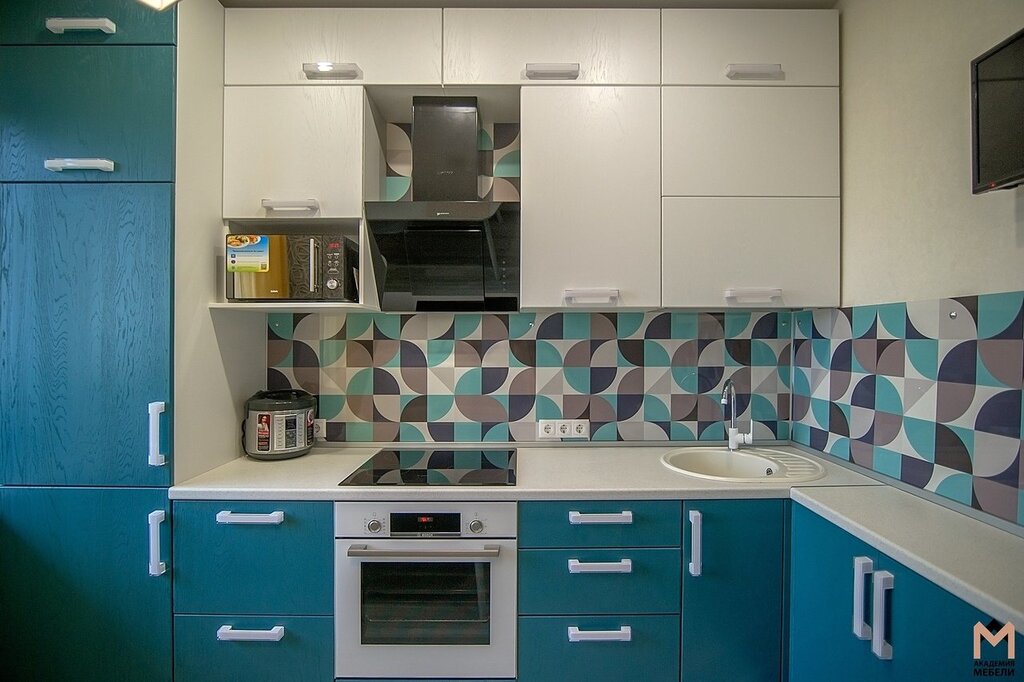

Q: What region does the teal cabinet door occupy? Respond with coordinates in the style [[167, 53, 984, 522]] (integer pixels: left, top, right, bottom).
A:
[[682, 499, 786, 682], [0, 46, 174, 182], [0, 0, 176, 45], [519, 500, 681, 548], [0, 183, 172, 486], [0, 486, 171, 681]]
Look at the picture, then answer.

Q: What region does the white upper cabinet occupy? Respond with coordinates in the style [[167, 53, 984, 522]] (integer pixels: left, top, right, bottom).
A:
[[662, 86, 840, 197], [520, 87, 662, 309], [443, 9, 660, 85], [223, 86, 364, 219], [224, 8, 442, 85], [662, 9, 838, 86]]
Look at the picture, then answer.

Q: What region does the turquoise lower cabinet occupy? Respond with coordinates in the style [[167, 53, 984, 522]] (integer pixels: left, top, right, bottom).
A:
[[0, 1, 176, 45], [519, 500, 681, 548], [0, 183, 173, 486], [790, 503, 1023, 682], [518, 615, 680, 682], [174, 615, 332, 682], [0, 486, 171, 681], [173, 501, 333, 615], [681, 499, 786, 682]]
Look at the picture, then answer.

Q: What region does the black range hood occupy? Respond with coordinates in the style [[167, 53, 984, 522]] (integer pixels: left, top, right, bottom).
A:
[[365, 96, 520, 312]]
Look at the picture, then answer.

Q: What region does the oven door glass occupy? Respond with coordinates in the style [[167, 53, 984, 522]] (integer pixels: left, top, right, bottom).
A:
[[361, 561, 491, 645]]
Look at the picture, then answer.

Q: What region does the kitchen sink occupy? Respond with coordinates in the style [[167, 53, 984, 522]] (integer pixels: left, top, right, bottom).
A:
[[661, 447, 825, 483]]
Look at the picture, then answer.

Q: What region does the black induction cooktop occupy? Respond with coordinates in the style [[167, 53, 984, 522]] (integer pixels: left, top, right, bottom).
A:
[[339, 448, 517, 486]]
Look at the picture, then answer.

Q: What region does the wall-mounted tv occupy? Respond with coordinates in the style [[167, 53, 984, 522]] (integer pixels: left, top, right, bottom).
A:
[[972, 27, 1024, 194]]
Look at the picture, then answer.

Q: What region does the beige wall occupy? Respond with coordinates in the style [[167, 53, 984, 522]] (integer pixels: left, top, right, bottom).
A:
[[836, 0, 1024, 306]]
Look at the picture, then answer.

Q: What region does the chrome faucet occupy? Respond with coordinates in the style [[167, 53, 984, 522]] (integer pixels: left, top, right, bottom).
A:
[[721, 377, 753, 451]]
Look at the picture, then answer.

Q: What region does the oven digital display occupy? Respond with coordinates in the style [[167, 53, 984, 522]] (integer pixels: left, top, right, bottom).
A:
[[390, 512, 460, 535]]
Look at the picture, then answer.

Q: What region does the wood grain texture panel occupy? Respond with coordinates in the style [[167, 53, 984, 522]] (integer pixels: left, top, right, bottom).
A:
[[0, 487, 171, 681], [0, 0, 176, 45], [0, 183, 172, 486], [0, 46, 175, 182]]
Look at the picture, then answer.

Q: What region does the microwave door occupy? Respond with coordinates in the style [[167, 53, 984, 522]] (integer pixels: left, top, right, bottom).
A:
[[231, 234, 292, 300]]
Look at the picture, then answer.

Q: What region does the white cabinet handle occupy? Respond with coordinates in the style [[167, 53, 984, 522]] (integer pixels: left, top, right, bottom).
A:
[[563, 288, 620, 306], [217, 625, 285, 642], [148, 510, 166, 576], [688, 509, 703, 577], [44, 158, 115, 173], [45, 17, 116, 34], [568, 510, 633, 525], [302, 62, 361, 80], [567, 626, 632, 642], [525, 62, 581, 80], [725, 63, 785, 81], [216, 510, 285, 525], [568, 558, 633, 574], [147, 401, 166, 467], [261, 199, 319, 213], [852, 556, 874, 640], [724, 287, 783, 305], [871, 570, 895, 660]]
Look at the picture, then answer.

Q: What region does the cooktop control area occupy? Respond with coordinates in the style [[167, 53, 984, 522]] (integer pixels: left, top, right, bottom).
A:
[[339, 448, 516, 486]]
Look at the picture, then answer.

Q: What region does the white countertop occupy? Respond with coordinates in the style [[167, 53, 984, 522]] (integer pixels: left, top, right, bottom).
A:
[[792, 485, 1024, 633]]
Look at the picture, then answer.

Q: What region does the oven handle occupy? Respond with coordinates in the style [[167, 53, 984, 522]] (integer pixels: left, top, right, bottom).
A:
[[346, 544, 501, 559]]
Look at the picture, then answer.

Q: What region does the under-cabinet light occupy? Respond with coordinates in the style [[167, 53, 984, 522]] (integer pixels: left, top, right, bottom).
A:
[[136, 0, 182, 11]]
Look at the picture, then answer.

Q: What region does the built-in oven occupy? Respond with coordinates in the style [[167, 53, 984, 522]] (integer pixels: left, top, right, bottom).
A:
[[334, 501, 517, 679]]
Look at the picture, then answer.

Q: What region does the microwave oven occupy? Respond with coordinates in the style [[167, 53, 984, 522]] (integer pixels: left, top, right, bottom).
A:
[[225, 233, 357, 302]]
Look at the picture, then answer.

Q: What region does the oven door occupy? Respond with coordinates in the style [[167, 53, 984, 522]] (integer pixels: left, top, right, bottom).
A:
[[335, 538, 517, 679]]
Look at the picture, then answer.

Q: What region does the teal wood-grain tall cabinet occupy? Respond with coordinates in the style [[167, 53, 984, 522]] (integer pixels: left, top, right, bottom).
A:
[[0, 2, 175, 679]]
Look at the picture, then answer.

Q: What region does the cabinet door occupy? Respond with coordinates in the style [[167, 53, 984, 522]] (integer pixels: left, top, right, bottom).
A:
[[443, 9, 660, 85], [223, 86, 364, 218], [662, 197, 840, 308], [520, 86, 661, 308], [682, 499, 785, 682], [0, 0, 176, 45], [662, 10, 838, 86], [0, 46, 175, 182], [662, 86, 839, 197], [0, 486, 171, 681], [224, 8, 441, 85], [0, 184, 172, 486]]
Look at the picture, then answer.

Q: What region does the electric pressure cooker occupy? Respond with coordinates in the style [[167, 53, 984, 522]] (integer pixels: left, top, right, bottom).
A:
[[242, 389, 317, 460]]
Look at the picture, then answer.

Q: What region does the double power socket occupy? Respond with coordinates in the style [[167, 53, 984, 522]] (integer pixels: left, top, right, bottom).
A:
[[537, 419, 590, 440]]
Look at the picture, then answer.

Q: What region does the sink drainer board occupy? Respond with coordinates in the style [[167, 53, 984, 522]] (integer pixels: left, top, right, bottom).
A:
[[661, 447, 826, 483]]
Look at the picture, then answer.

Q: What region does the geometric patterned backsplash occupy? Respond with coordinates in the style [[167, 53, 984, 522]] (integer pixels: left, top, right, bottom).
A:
[[792, 291, 1024, 526], [267, 310, 792, 444]]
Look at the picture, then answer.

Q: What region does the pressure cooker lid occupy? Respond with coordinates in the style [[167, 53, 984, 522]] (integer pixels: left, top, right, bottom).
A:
[[246, 389, 317, 411]]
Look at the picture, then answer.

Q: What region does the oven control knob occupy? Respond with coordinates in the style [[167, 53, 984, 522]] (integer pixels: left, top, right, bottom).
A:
[[468, 519, 484, 534], [326, 278, 339, 290], [366, 519, 383, 534]]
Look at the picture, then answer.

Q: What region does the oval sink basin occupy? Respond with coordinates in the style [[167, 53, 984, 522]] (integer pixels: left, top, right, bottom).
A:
[[661, 447, 825, 483]]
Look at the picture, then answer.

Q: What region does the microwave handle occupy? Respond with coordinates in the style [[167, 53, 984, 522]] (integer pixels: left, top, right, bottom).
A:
[[309, 238, 318, 294]]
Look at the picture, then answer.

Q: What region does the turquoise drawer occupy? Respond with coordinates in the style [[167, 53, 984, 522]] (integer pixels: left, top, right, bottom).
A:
[[519, 548, 681, 615], [519, 501, 681, 548], [173, 501, 333, 616], [0, 1, 175, 45], [174, 615, 332, 682], [0, 46, 174, 182], [518, 615, 680, 682]]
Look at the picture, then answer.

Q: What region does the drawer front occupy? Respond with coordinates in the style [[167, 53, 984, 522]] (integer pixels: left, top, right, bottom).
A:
[[174, 615, 332, 682], [662, 9, 838, 86], [518, 615, 680, 682], [224, 8, 441, 85], [173, 501, 333, 615], [662, 86, 839, 198], [443, 9, 660, 85], [0, 0, 175, 45], [519, 548, 681, 615], [0, 46, 174, 182], [519, 501, 681, 548]]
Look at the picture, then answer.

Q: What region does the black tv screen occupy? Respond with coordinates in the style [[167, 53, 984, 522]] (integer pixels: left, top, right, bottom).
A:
[[972, 27, 1024, 194]]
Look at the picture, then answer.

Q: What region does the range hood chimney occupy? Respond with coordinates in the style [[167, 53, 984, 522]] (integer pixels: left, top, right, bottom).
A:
[[410, 96, 479, 201]]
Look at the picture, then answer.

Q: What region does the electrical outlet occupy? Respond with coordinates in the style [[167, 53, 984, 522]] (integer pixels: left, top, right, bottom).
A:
[[313, 419, 327, 440], [556, 420, 572, 437], [537, 419, 558, 439], [570, 420, 590, 439]]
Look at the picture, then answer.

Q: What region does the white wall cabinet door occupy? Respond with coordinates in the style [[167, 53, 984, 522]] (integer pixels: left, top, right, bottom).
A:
[[662, 86, 840, 198], [224, 8, 441, 85], [521, 87, 662, 309], [662, 197, 839, 308], [223, 86, 363, 219], [662, 9, 838, 86], [443, 9, 660, 85]]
